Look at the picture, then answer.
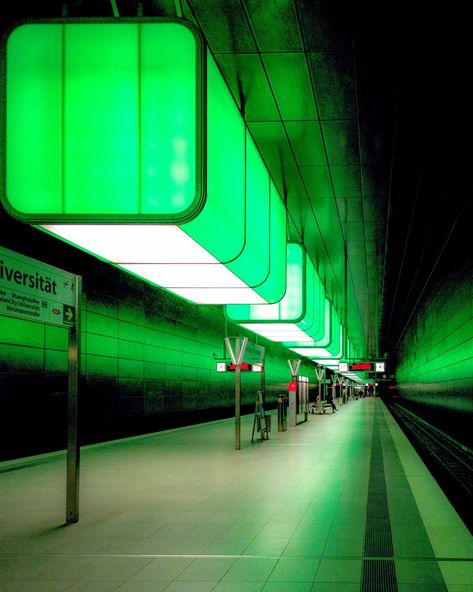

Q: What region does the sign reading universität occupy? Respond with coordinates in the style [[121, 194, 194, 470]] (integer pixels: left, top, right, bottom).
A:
[[0, 245, 82, 523], [0, 246, 77, 327]]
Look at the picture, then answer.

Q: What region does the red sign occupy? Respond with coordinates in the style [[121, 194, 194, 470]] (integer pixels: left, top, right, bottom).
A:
[[350, 362, 372, 371], [228, 363, 250, 371], [288, 381, 297, 392]]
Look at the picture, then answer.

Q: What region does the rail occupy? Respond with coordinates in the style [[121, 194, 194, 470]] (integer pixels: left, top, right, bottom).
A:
[[388, 402, 473, 497]]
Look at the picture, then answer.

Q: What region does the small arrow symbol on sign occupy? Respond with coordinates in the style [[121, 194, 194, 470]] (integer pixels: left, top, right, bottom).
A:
[[63, 305, 75, 325]]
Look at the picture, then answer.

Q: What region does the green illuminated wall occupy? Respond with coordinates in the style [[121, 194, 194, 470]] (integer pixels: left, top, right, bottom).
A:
[[0, 257, 315, 461], [0, 316, 68, 373], [395, 265, 472, 432]]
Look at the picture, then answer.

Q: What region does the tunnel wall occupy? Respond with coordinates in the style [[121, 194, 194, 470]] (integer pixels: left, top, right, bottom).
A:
[[395, 263, 473, 445], [0, 243, 317, 461]]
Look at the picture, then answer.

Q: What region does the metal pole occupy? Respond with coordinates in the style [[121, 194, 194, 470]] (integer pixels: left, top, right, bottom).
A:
[[234, 338, 242, 451], [344, 242, 348, 369], [235, 363, 241, 450], [304, 380, 308, 420], [261, 363, 266, 401], [66, 275, 81, 524]]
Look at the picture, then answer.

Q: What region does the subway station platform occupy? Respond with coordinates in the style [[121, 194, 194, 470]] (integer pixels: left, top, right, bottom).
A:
[[0, 398, 472, 591]]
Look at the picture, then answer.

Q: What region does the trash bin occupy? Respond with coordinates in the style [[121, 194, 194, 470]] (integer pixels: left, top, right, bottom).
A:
[[277, 396, 287, 431]]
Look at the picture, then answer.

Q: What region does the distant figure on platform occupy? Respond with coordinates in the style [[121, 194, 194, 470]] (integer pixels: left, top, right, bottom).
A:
[[327, 392, 337, 412]]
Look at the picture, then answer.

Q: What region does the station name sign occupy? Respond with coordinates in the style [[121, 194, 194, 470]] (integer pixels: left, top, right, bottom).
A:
[[0, 246, 77, 327], [338, 361, 386, 373], [216, 362, 263, 373]]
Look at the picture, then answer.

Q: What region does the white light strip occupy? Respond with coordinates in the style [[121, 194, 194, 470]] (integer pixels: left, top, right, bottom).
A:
[[290, 347, 333, 357], [289, 325, 344, 359], [160, 287, 265, 304], [42, 224, 215, 263], [240, 323, 313, 342], [41, 224, 267, 304], [122, 263, 249, 288]]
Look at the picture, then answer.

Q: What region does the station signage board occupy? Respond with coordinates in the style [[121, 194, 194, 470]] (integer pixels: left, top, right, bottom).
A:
[[0, 246, 77, 326], [228, 363, 251, 371], [0, 245, 81, 524], [350, 362, 373, 371], [216, 362, 262, 372]]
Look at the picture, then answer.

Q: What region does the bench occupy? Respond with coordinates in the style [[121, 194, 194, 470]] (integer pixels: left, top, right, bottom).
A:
[[310, 401, 334, 414]]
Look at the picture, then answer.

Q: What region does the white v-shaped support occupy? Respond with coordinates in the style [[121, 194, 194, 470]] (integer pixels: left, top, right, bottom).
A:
[[225, 337, 248, 365], [288, 359, 301, 376]]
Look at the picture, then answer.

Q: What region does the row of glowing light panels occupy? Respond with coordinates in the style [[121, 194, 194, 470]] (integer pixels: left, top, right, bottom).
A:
[[2, 20, 359, 364]]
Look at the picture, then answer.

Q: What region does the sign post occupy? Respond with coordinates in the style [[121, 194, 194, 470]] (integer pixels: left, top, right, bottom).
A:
[[225, 337, 248, 450], [66, 275, 81, 524], [0, 246, 81, 524], [223, 338, 264, 450], [287, 359, 301, 427], [315, 366, 325, 413]]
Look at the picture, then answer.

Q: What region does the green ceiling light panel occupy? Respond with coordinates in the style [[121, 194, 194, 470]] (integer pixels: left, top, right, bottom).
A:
[[117, 125, 287, 304], [262, 179, 287, 302], [307, 297, 333, 346], [298, 256, 325, 341], [283, 297, 332, 347], [3, 21, 287, 305], [5, 22, 201, 219], [226, 242, 304, 323], [289, 309, 344, 359], [225, 243, 325, 342], [289, 323, 344, 360], [182, 50, 245, 263]]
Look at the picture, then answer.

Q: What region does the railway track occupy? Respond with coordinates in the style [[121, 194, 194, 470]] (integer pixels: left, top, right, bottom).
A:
[[388, 402, 473, 497]]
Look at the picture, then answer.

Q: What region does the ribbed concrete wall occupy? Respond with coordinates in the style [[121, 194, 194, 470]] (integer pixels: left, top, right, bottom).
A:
[[395, 263, 473, 445]]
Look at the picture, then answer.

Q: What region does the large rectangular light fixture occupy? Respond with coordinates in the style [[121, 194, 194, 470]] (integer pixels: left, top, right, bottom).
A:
[[2, 20, 286, 304], [283, 298, 332, 347], [289, 311, 344, 359], [225, 243, 325, 340]]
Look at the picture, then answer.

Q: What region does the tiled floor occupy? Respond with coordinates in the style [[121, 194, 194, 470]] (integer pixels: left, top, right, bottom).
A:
[[0, 398, 471, 591]]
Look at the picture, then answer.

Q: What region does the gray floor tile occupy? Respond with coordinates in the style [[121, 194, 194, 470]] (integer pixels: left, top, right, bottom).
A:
[[175, 557, 236, 581], [221, 558, 278, 582], [0, 401, 470, 592], [310, 584, 360, 591], [263, 583, 313, 591], [211, 583, 264, 592], [313, 559, 362, 583], [267, 557, 320, 582], [128, 557, 194, 581], [114, 582, 170, 591], [395, 559, 447, 585]]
